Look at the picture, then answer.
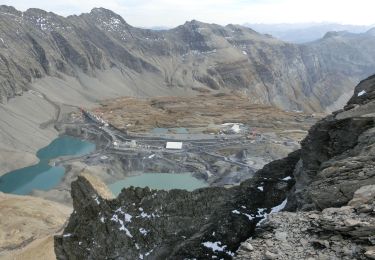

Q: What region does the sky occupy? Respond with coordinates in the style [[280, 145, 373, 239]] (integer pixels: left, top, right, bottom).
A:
[[2, 0, 375, 28]]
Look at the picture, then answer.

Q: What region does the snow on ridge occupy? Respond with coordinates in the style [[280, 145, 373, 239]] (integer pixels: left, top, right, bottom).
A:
[[94, 196, 100, 205], [111, 214, 133, 237], [202, 241, 227, 252], [256, 199, 288, 227], [270, 199, 288, 214], [125, 213, 132, 222], [358, 90, 366, 97], [202, 241, 234, 256], [139, 228, 148, 236]]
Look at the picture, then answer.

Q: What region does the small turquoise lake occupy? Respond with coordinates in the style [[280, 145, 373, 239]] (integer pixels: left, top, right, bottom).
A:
[[0, 136, 95, 195], [109, 173, 207, 196]]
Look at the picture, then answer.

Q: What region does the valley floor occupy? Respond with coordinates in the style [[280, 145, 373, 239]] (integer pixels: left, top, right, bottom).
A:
[[0, 78, 321, 259]]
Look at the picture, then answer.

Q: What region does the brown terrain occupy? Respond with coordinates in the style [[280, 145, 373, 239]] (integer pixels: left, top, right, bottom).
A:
[[0, 192, 71, 259], [95, 93, 323, 140]]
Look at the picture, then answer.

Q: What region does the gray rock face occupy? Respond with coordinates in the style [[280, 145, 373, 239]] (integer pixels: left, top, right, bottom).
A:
[[236, 185, 375, 260], [1, 5, 375, 111], [288, 75, 375, 210], [55, 151, 300, 259]]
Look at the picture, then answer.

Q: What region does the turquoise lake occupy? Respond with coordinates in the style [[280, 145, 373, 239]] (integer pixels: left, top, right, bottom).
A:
[[109, 173, 207, 196], [0, 136, 95, 195]]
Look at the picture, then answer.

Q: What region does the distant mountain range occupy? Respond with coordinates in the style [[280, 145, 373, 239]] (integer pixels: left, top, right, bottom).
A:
[[0, 6, 375, 113], [244, 22, 374, 43]]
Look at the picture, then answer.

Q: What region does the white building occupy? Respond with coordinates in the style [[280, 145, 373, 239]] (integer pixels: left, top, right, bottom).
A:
[[166, 142, 183, 150]]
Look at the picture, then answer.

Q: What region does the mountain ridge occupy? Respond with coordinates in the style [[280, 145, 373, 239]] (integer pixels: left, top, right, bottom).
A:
[[0, 5, 375, 112]]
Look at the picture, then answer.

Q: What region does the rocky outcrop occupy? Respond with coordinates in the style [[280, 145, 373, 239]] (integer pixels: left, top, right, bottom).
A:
[[1, 5, 375, 111], [288, 75, 375, 210], [235, 75, 375, 259], [236, 185, 375, 260], [55, 151, 299, 259]]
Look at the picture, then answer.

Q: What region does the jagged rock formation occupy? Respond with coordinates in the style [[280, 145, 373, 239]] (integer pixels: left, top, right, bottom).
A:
[[236, 76, 375, 259], [55, 152, 299, 259], [1, 5, 375, 111], [56, 75, 375, 259], [236, 185, 375, 259], [288, 75, 375, 210]]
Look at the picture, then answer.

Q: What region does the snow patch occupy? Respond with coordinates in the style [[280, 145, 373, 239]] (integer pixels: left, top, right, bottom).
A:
[[140, 212, 152, 218], [145, 249, 154, 256], [270, 199, 288, 214], [94, 196, 100, 205], [111, 214, 133, 237], [139, 228, 148, 236], [257, 186, 264, 191], [358, 90, 366, 97], [243, 213, 254, 221], [63, 233, 72, 238], [256, 199, 288, 227], [202, 241, 234, 256], [282, 176, 292, 181], [202, 241, 227, 252], [232, 210, 240, 214], [125, 213, 132, 222]]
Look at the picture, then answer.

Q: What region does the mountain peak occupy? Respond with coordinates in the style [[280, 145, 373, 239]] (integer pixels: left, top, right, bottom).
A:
[[0, 5, 22, 16], [88, 7, 129, 28], [90, 7, 124, 20]]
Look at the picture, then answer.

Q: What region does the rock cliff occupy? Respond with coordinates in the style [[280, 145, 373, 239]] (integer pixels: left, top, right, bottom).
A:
[[55, 75, 375, 259], [236, 76, 375, 259], [55, 152, 299, 259]]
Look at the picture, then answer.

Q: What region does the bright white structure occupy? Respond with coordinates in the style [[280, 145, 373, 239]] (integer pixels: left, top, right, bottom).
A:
[[166, 142, 183, 150], [231, 124, 241, 133]]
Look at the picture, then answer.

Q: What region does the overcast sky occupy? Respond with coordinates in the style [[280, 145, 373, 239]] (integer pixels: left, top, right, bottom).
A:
[[2, 0, 375, 27]]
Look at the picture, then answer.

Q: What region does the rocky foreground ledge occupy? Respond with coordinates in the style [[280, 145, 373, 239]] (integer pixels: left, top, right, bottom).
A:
[[55, 75, 375, 259]]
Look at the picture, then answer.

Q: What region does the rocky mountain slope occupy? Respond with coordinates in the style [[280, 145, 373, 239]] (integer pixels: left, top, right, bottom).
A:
[[55, 76, 374, 258], [1, 5, 375, 112], [1, 5, 375, 174]]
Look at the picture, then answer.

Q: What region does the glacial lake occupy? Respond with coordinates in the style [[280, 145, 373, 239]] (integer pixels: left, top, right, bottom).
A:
[[109, 173, 207, 196], [0, 136, 95, 195]]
